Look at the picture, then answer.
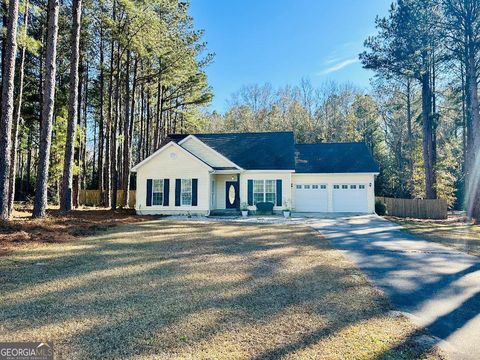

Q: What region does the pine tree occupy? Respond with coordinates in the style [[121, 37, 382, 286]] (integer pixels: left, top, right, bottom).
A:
[[0, 0, 20, 220], [60, 0, 82, 213], [33, 0, 59, 218]]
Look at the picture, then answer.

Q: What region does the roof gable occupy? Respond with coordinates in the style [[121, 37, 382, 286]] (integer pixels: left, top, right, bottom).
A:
[[295, 142, 379, 173], [130, 141, 213, 172]]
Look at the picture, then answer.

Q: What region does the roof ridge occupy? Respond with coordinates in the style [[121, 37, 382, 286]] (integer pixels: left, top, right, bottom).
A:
[[295, 141, 366, 145], [194, 131, 294, 136]]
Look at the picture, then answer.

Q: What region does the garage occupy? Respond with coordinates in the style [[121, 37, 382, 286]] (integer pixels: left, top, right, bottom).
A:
[[333, 184, 367, 212], [294, 143, 379, 213], [295, 184, 328, 212]]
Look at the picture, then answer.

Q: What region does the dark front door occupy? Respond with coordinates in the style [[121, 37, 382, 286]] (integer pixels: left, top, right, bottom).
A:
[[225, 181, 239, 209]]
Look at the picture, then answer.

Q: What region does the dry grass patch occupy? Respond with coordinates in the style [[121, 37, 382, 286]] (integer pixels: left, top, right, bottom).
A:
[[389, 215, 480, 257], [0, 206, 155, 256], [0, 221, 444, 359]]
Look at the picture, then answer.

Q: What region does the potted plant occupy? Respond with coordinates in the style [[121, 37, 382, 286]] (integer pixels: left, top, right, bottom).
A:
[[283, 200, 291, 218], [240, 202, 249, 217]]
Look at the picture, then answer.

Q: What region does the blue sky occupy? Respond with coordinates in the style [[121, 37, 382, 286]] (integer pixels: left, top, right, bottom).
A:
[[189, 0, 392, 113]]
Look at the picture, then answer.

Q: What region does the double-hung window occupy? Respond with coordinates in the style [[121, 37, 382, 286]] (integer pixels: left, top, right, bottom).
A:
[[181, 179, 192, 205], [265, 180, 276, 203], [253, 180, 276, 205], [152, 179, 164, 205]]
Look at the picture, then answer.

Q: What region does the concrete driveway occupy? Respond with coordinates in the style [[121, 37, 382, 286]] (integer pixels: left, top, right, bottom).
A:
[[309, 215, 480, 360]]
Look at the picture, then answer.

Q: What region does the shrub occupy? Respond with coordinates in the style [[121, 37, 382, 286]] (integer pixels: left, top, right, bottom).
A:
[[256, 202, 274, 214], [375, 200, 387, 216]]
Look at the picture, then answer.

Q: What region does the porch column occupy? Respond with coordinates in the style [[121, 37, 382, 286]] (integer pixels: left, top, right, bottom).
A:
[[237, 173, 240, 210]]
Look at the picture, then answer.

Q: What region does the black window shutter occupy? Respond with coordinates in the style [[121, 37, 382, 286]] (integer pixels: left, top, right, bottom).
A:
[[146, 179, 152, 206], [276, 179, 282, 206], [192, 179, 198, 206], [247, 180, 253, 206], [175, 179, 181, 206], [163, 179, 170, 206]]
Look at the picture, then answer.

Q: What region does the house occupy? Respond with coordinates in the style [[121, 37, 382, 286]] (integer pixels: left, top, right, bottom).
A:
[[131, 131, 379, 215]]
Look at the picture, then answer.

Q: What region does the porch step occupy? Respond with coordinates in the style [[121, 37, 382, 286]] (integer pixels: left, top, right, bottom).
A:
[[209, 209, 242, 217]]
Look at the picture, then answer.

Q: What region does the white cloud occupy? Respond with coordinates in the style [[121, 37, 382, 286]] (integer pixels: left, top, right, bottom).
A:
[[317, 57, 360, 75]]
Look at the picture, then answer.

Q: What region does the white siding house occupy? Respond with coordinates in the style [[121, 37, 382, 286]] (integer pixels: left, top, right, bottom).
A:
[[133, 142, 212, 215], [131, 132, 379, 215]]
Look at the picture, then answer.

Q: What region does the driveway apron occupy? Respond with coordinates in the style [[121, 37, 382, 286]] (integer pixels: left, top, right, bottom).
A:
[[308, 215, 480, 360]]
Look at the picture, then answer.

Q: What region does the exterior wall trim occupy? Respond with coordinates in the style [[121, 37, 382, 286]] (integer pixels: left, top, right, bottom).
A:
[[244, 170, 295, 173], [295, 172, 379, 175]]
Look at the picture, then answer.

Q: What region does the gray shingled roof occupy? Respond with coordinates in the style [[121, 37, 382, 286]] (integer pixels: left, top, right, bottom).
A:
[[164, 132, 379, 173], [169, 132, 296, 170], [295, 143, 379, 173]]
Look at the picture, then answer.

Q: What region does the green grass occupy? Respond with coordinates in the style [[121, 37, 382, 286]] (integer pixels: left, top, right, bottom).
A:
[[392, 218, 480, 257], [0, 221, 443, 359]]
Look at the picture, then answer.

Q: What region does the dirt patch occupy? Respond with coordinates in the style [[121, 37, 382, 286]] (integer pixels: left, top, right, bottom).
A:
[[0, 206, 155, 256]]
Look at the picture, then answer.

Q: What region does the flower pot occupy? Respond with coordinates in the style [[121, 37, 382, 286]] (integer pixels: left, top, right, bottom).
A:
[[283, 211, 290, 218], [241, 210, 248, 217]]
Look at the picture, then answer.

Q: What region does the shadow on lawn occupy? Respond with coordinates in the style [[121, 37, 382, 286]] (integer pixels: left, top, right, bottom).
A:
[[0, 220, 448, 359]]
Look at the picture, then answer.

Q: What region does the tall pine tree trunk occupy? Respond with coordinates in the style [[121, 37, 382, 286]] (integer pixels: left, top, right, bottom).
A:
[[1, 0, 8, 97], [138, 85, 144, 162], [465, 43, 480, 221], [33, 0, 59, 218], [72, 60, 83, 208], [122, 53, 137, 207], [421, 70, 436, 199], [60, 0, 82, 212], [8, 0, 28, 218], [104, 1, 116, 208], [25, 124, 32, 194], [111, 42, 120, 210], [406, 78, 414, 197], [0, 0, 19, 220], [97, 26, 105, 200]]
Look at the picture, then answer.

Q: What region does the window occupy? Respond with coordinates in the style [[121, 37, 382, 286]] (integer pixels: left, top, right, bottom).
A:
[[342, 185, 348, 189], [359, 184, 365, 189], [253, 180, 276, 204], [152, 179, 164, 205], [253, 180, 264, 204], [334, 185, 340, 189], [296, 184, 302, 189], [312, 185, 319, 189], [320, 184, 327, 189], [304, 185, 311, 189], [265, 180, 276, 203], [181, 179, 192, 205], [350, 185, 357, 189]]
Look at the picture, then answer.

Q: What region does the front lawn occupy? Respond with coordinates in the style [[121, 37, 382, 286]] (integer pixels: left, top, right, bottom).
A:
[[390, 216, 480, 257], [0, 220, 443, 359]]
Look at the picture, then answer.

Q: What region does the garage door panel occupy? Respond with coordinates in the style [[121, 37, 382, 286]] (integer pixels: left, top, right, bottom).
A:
[[333, 184, 367, 213], [295, 184, 327, 212]]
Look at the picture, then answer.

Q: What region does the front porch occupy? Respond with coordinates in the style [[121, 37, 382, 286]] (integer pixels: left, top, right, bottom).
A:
[[210, 172, 241, 212]]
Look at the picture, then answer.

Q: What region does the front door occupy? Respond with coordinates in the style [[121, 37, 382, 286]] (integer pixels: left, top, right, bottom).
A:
[[225, 181, 239, 209]]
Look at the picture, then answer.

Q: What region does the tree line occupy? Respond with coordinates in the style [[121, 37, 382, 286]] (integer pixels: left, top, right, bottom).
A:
[[0, 0, 212, 220], [202, 0, 480, 222], [1, 0, 478, 223]]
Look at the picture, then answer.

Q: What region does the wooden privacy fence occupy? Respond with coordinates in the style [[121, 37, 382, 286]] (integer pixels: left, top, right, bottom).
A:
[[376, 196, 447, 219], [79, 190, 136, 208]]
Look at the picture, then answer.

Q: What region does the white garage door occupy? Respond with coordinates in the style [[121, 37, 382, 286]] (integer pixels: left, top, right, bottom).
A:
[[333, 184, 367, 212], [295, 184, 328, 212]]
